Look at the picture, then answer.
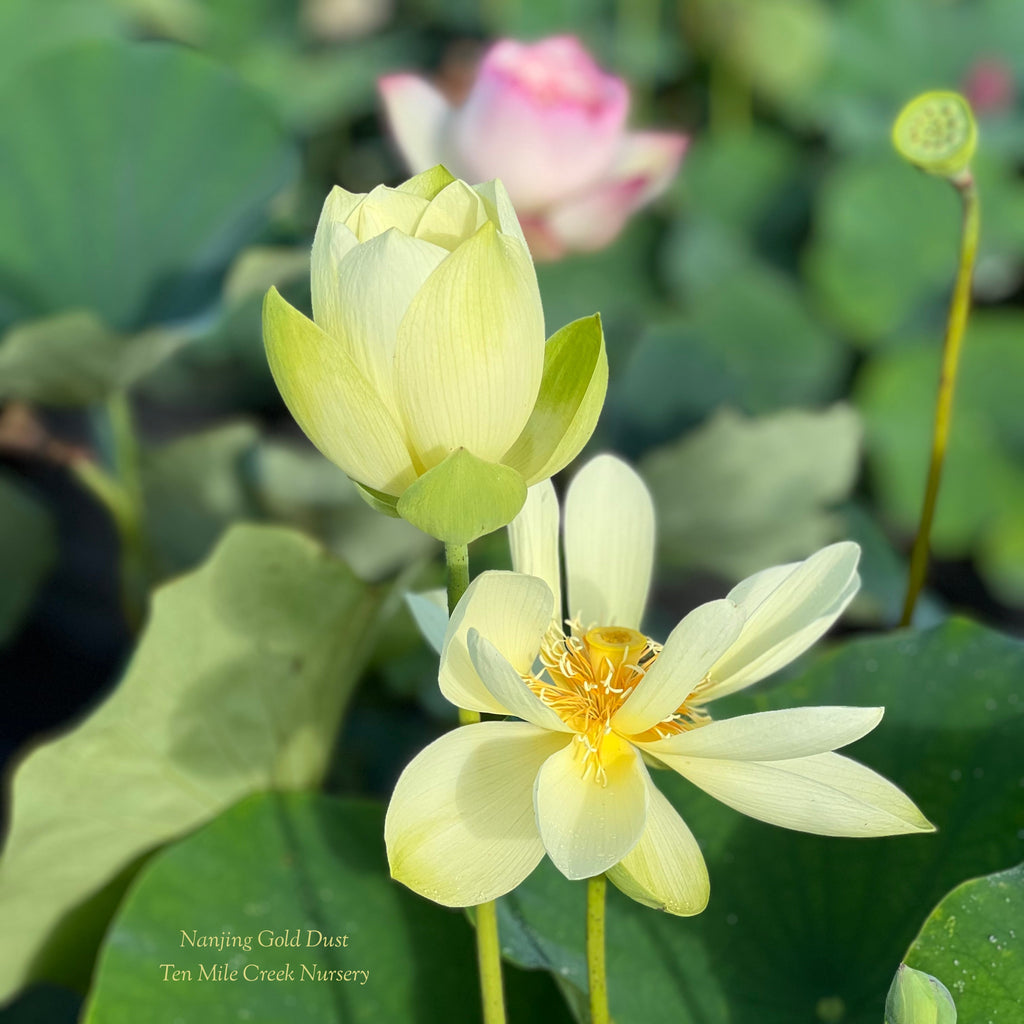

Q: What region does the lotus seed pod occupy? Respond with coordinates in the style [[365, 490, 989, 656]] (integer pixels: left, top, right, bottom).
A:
[[892, 91, 977, 179]]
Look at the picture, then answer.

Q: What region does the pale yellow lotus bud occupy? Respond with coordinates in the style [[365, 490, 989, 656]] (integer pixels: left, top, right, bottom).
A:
[[263, 166, 607, 544]]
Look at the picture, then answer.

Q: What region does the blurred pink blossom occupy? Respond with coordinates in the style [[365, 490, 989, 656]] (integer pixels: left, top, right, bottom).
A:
[[379, 37, 688, 259], [962, 57, 1015, 115]]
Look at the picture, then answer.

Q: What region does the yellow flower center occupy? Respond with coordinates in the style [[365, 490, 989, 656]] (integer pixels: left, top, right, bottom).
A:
[[525, 621, 710, 784]]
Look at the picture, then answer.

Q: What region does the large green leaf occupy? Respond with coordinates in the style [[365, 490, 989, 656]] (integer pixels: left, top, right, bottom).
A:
[[905, 863, 1024, 1020], [0, 39, 297, 333], [0, 473, 56, 646], [0, 0, 124, 89], [82, 794, 477, 1024], [640, 405, 861, 580], [498, 619, 1024, 1023], [0, 525, 383, 1003]]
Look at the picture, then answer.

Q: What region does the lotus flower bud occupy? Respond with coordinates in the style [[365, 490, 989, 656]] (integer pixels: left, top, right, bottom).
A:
[[262, 166, 608, 544], [885, 964, 957, 1024]]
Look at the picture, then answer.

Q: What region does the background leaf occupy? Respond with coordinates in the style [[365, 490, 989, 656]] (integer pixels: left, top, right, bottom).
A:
[[0, 39, 298, 334], [857, 313, 1024, 603], [0, 312, 190, 406], [640, 404, 861, 580], [905, 862, 1024, 1021], [83, 793, 478, 1024], [0, 524, 383, 1002]]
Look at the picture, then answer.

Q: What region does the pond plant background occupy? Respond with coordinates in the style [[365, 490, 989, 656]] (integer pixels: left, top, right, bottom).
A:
[[0, 0, 1023, 1022]]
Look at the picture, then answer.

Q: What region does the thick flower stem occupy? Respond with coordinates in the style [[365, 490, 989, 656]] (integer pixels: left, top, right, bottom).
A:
[[900, 174, 980, 627], [445, 542, 470, 615], [587, 875, 610, 1024], [444, 541, 506, 1024]]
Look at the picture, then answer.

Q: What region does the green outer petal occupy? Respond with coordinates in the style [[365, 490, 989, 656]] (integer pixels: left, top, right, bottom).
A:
[[395, 222, 545, 468], [502, 314, 608, 486], [262, 287, 416, 495], [885, 964, 958, 1024], [397, 165, 458, 200], [355, 482, 401, 517], [396, 448, 527, 544]]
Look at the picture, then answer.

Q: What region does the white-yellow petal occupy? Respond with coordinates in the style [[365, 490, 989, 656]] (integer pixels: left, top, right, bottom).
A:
[[415, 179, 490, 250], [612, 599, 743, 736], [534, 735, 648, 880], [262, 288, 416, 495], [661, 750, 935, 837], [726, 561, 800, 614], [310, 187, 361, 333], [315, 184, 366, 228], [440, 571, 552, 715], [395, 222, 545, 469], [468, 631, 571, 732], [406, 587, 448, 655], [606, 773, 709, 916], [641, 706, 884, 760], [564, 454, 654, 630], [702, 542, 861, 702], [473, 178, 529, 249], [323, 229, 447, 415], [508, 480, 562, 626], [347, 184, 430, 241], [385, 721, 566, 906]]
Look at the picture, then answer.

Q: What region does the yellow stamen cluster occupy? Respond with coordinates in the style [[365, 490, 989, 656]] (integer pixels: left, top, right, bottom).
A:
[[525, 620, 710, 784]]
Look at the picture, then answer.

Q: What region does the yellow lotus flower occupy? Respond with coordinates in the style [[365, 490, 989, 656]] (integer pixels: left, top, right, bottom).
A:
[[262, 166, 607, 544], [387, 455, 933, 914]]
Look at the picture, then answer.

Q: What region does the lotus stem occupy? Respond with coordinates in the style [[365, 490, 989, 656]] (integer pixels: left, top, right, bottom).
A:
[[587, 874, 610, 1024], [901, 174, 980, 626], [444, 541, 506, 1024]]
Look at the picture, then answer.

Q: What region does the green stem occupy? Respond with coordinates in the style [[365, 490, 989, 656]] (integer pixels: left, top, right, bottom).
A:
[[445, 542, 470, 615], [900, 174, 980, 627], [474, 900, 507, 1024], [587, 875, 610, 1024], [443, 542, 506, 1024], [74, 393, 151, 630]]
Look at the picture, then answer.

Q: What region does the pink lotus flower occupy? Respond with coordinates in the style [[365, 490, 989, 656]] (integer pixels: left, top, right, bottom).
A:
[[379, 36, 688, 259]]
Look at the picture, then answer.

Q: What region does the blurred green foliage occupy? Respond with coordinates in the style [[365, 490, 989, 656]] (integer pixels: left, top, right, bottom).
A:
[[1, 0, 1024, 1021]]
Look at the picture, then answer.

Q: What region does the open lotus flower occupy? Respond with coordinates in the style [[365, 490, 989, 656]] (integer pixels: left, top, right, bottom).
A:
[[379, 37, 688, 260], [388, 455, 933, 914], [263, 166, 607, 545]]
